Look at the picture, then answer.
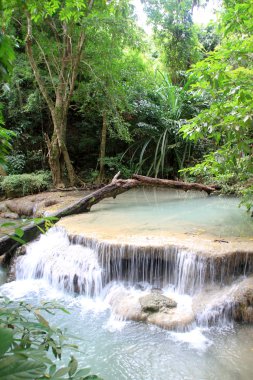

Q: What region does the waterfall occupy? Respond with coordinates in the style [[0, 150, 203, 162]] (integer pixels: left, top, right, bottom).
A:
[[14, 227, 253, 329], [15, 228, 213, 296], [16, 228, 102, 297]]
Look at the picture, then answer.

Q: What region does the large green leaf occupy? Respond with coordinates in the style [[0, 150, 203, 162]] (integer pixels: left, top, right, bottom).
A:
[[0, 328, 14, 356], [0, 356, 46, 380]]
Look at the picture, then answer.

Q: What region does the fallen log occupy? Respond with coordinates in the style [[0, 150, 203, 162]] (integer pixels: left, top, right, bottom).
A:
[[132, 174, 217, 194], [51, 173, 217, 218], [0, 173, 217, 257]]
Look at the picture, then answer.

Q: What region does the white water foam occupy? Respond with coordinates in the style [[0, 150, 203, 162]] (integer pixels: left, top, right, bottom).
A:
[[16, 228, 102, 297], [169, 328, 213, 351]]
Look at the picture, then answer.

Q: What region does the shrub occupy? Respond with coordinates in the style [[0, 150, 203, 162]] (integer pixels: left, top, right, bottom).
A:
[[1, 171, 52, 198], [0, 297, 102, 380], [6, 153, 26, 174]]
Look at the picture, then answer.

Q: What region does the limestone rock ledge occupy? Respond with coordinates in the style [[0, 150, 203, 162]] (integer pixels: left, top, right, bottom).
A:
[[193, 276, 253, 325], [231, 277, 253, 323]]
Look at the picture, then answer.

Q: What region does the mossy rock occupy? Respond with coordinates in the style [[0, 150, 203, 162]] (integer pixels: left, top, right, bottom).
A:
[[139, 293, 177, 313]]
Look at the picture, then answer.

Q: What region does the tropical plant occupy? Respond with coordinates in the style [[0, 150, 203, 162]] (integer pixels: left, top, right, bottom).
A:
[[180, 0, 253, 210], [0, 297, 102, 380], [74, 12, 141, 182], [0, 29, 15, 166], [127, 71, 197, 178], [0, 30, 15, 82], [0, 53, 48, 173], [0, 126, 15, 166], [0, 171, 52, 197], [0, 215, 58, 245]]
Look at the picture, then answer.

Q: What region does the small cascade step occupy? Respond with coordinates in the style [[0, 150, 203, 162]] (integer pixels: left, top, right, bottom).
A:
[[70, 233, 253, 294], [12, 227, 253, 330]]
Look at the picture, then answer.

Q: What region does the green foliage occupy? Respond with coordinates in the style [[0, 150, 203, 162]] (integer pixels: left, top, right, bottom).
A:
[[0, 297, 102, 380], [128, 71, 196, 178], [143, 0, 201, 84], [197, 23, 221, 56], [6, 153, 26, 174], [240, 186, 253, 213], [0, 126, 15, 166], [0, 53, 47, 173], [0, 216, 58, 244], [0, 30, 15, 81], [180, 0, 253, 211], [1, 0, 142, 185], [0, 27, 16, 166], [103, 155, 136, 179], [0, 171, 52, 197]]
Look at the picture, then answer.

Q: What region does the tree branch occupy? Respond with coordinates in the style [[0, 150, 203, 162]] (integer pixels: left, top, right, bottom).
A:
[[34, 37, 57, 96], [88, 0, 95, 11], [64, 31, 85, 110], [25, 12, 54, 114]]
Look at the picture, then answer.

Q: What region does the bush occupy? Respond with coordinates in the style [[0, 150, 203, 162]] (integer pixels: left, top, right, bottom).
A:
[[0, 297, 102, 380], [6, 153, 26, 174], [0, 171, 52, 198]]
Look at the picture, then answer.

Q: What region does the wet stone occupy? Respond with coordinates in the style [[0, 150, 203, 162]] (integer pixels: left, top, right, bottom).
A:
[[140, 293, 177, 313]]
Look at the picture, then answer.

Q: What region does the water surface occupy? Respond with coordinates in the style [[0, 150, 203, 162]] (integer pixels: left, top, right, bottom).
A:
[[61, 188, 253, 239], [1, 278, 253, 380]]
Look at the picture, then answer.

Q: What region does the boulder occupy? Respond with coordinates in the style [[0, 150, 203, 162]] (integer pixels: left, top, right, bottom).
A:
[[193, 277, 253, 325], [0, 203, 8, 213], [140, 292, 177, 313], [5, 200, 34, 217], [147, 309, 195, 330], [107, 286, 194, 330], [231, 277, 253, 323], [2, 212, 19, 219]]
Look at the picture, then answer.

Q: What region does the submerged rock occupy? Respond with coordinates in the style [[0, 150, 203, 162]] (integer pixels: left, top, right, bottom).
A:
[[147, 309, 194, 330]]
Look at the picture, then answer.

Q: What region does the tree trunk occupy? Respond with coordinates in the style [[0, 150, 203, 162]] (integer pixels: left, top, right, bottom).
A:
[[46, 132, 63, 188], [98, 111, 107, 182], [0, 166, 7, 176], [25, 13, 84, 189], [49, 105, 81, 188]]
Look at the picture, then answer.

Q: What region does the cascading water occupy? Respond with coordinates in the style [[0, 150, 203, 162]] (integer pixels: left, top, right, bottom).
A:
[[15, 228, 212, 297], [1, 188, 253, 380], [13, 227, 252, 329], [16, 228, 103, 297]]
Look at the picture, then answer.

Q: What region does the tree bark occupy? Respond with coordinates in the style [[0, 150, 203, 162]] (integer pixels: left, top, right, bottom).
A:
[[0, 166, 7, 176], [132, 174, 216, 194]]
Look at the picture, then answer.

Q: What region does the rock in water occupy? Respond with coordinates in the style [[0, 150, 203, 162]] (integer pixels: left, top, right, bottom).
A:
[[140, 293, 177, 313], [231, 277, 253, 323]]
